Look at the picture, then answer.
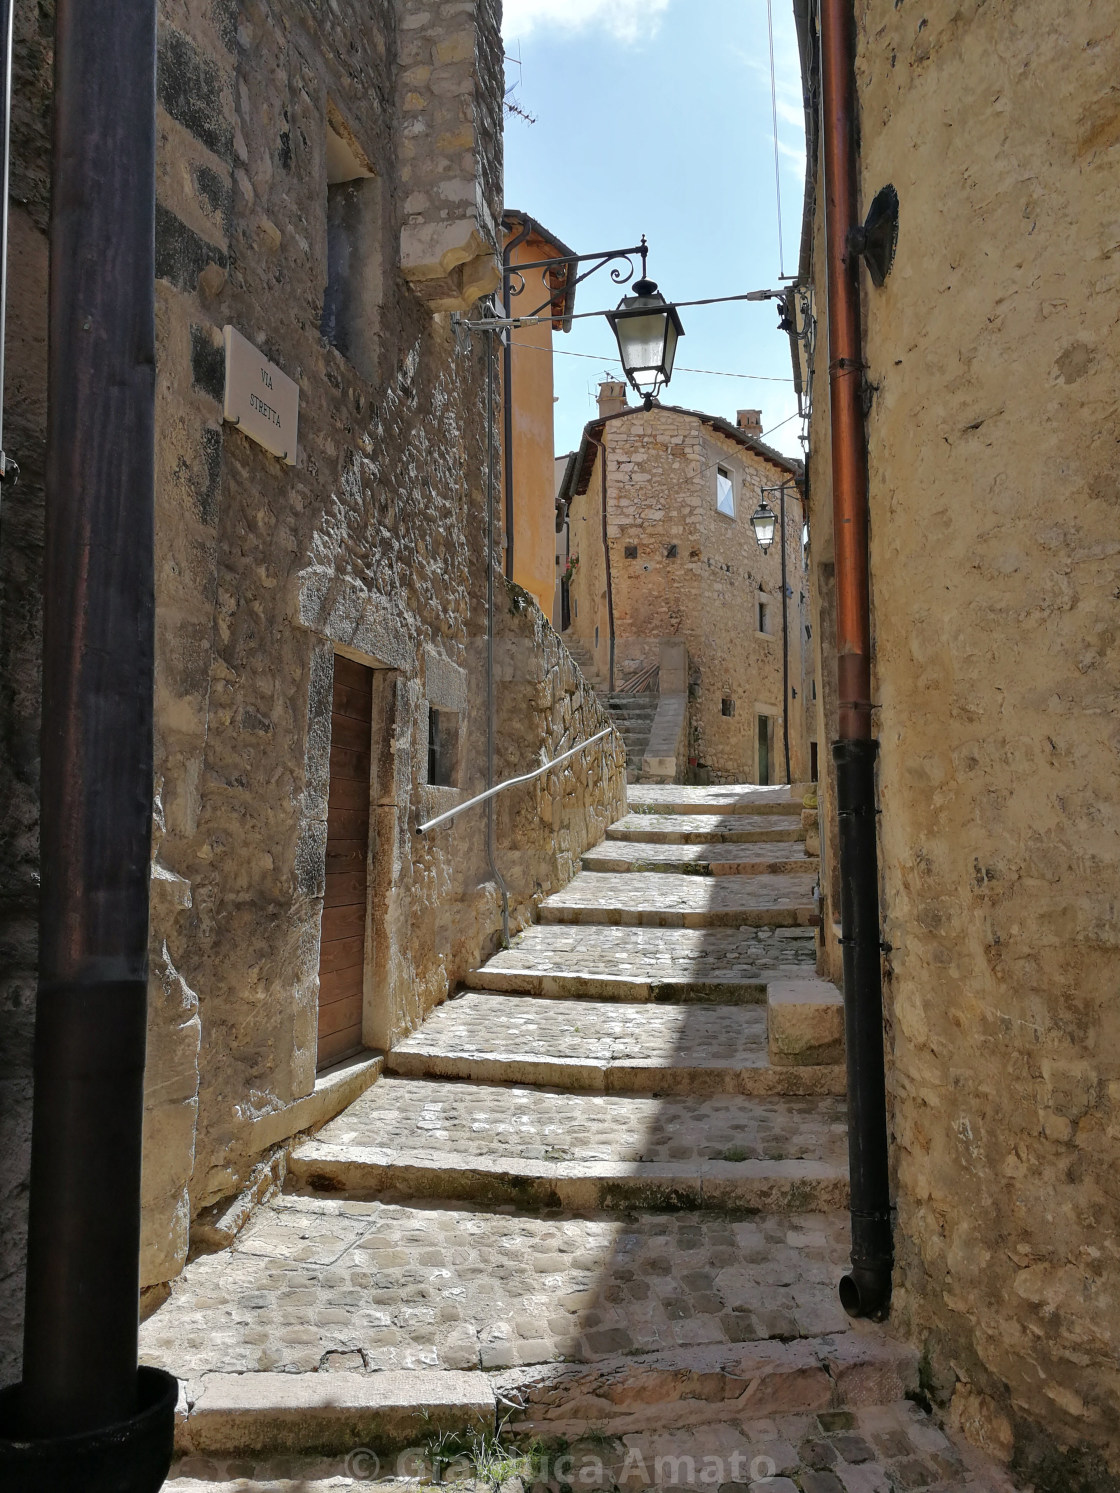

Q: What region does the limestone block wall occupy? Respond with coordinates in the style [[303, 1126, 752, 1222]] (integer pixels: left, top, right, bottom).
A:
[[565, 408, 809, 784], [803, 2, 1120, 1481], [0, 0, 616, 1387], [397, 0, 502, 311], [489, 583, 627, 915]]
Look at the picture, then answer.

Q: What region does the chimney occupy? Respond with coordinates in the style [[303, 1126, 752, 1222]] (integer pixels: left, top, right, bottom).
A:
[[598, 380, 629, 418], [737, 408, 763, 438]]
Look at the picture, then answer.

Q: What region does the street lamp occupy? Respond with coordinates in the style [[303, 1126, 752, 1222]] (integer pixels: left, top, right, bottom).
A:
[[606, 275, 684, 409], [750, 496, 778, 552]]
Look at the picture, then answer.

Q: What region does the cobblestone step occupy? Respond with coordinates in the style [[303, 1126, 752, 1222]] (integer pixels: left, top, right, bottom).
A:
[[469, 923, 815, 1002], [287, 1078, 848, 1211], [142, 1197, 855, 1381], [583, 839, 816, 876], [538, 870, 817, 928], [383, 992, 844, 1096], [165, 1394, 1017, 1491], [608, 812, 804, 843], [627, 785, 802, 815]]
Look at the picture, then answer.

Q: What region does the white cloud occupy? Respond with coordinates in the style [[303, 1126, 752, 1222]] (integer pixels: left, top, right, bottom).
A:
[[503, 0, 671, 45]]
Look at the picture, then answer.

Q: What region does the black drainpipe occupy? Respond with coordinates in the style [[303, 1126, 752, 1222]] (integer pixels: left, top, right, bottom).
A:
[[501, 220, 532, 582], [0, 0, 177, 1484]]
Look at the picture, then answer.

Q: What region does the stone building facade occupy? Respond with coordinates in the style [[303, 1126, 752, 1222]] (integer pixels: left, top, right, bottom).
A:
[[0, 0, 625, 1387], [559, 388, 812, 784], [795, 2, 1120, 1484]]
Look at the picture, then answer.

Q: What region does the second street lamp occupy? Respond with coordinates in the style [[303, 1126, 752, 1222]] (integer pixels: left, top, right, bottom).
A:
[[750, 496, 778, 551]]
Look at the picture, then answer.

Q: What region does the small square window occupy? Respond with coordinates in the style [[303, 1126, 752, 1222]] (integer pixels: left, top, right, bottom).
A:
[[721, 697, 735, 718], [427, 706, 458, 786], [665, 544, 678, 559], [716, 466, 735, 517], [624, 543, 638, 559]]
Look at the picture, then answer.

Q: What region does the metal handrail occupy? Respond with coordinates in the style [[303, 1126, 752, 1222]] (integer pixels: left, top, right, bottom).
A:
[[415, 726, 616, 836]]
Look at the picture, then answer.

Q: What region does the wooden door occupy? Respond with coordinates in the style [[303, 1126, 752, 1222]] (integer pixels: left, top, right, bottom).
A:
[[757, 714, 770, 786], [317, 655, 372, 1068]]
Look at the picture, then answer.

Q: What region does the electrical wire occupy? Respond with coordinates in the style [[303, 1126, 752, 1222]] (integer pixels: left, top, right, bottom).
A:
[[767, 0, 786, 278], [509, 338, 794, 383]]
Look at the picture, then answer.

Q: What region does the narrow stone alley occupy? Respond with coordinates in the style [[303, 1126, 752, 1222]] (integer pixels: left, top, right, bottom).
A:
[[147, 787, 1013, 1492]]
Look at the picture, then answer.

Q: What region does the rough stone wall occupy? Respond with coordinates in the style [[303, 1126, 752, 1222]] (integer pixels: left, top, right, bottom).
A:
[[490, 582, 627, 923], [1, 0, 623, 1387], [565, 408, 810, 784], [804, 2, 1120, 1481]]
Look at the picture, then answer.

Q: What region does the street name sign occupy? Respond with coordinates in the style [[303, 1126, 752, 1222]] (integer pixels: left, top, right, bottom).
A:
[[223, 325, 299, 464]]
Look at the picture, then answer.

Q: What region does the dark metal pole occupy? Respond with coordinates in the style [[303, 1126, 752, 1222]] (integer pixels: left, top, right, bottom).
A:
[[0, 0, 17, 487], [820, 0, 893, 1319], [779, 483, 791, 784], [0, 1, 176, 1484]]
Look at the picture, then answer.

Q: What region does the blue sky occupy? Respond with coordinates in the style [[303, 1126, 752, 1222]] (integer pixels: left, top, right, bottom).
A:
[[501, 0, 806, 460]]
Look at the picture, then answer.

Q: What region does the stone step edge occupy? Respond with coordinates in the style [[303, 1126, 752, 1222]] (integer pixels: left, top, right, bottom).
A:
[[581, 852, 818, 876], [497, 1331, 919, 1437], [625, 800, 800, 816], [768, 979, 846, 1069], [172, 1333, 919, 1458], [171, 1334, 918, 1458], [287, 1142, 849, 1213], [607, 826, 803, 844], [465, 968, 769, 1003], [537, 905, 817, 929], [384, 1045, 846, 1097], [173, 1368, 494, 1457]]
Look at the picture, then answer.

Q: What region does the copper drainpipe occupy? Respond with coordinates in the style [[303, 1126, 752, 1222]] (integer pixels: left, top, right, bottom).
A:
[[820, 0, 893, 1318]]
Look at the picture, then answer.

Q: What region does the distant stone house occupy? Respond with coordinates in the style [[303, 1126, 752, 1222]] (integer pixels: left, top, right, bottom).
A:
[[558, 384, 812, 785], [0, 0, 625, 1385]]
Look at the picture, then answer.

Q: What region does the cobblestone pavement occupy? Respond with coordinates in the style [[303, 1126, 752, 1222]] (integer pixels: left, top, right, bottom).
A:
[[141, 1199, 851, 1379], [627, 785, 798, 811], [583, 840, 814, 874], [392, 994, 770, 1066], [167, 1399, 1018, 1491], [474, 925, 817, 992], [539, 872, 817, 926], [608, 813, 804, 843], [146, 787, 1020, 1490], [307, 1078, 849, 1170]]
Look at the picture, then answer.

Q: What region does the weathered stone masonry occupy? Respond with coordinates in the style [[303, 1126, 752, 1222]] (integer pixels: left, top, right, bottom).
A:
[[799, 2, 1120, 1483], [0, 0, 625, 1386]]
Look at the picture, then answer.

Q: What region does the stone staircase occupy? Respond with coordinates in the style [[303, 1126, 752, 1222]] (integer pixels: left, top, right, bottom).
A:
[[149, 786, 1015, 1493], [598, 691, 659, 783]]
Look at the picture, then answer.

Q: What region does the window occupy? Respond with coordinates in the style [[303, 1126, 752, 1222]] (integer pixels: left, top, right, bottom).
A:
[[594, 625, 599, 648], [758, 601, 771, 634], [716, 466, 735, 517], [624, 543, 638, 559], [665, 544, 678, 559], [810, 741, 819, 782], [721, 697, 735, 718], [427, 706, 458, 786], [322, 112, 380, 375], [811, 679, 817, 701]]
